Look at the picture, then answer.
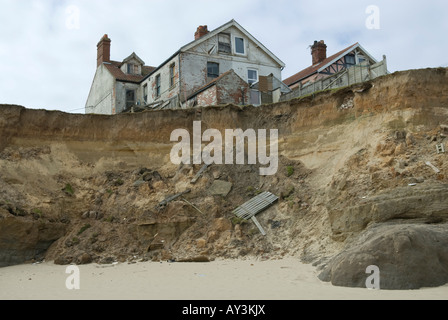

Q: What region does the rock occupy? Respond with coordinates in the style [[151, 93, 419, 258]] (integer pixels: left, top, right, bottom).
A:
[[0, 217, 67, 267], [81, 211, 89, 219], [133, 179, 146, 187], [54, 256, 72, 265], [213, 218, 233, 233], [177, 255, 210, 263], [394, 143, 406, 156], [319, 223, 448, 289], [208, 180, 233, 197], [98, 256, 115, 265], [77, 253, 92, 265], [196, 238, 207, 249], [405, 133, 415, 146], [327, 184, 448, 238]]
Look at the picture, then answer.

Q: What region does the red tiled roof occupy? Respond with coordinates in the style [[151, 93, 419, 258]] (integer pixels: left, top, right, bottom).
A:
[[283, 43, 359, 87], [104, 60, 156, 83]]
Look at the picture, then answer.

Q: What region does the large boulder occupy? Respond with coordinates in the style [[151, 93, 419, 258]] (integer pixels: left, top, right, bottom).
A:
[[318, 222, 448, 290], [0, 216, 67, 267], [327, 184, 448, 240]]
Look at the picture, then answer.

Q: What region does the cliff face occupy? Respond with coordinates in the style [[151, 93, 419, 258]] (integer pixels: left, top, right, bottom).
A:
[[1, 68, 448, 289]]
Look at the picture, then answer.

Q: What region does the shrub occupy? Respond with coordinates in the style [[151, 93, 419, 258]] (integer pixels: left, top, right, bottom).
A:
[[286, 166, 294, 177], [64, 184, 74, 195]]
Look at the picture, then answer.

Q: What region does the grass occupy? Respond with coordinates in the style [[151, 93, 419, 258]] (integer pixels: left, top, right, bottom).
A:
[[286, 166, 294, 177], [231, 216, 248, 226], [77, 224, 91, 236], [63, 183, 74, 195]]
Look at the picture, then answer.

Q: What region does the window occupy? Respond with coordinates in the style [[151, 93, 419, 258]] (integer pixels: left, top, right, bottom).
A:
[[218, 33, 231, 54], [345, 55, 356, 67], [207, 62, 219, 79], [134, 64, 139, 74], [155, 75, 161, 98], [250, 89, 261, 106], [143, 84, 148, 103], [126, 90, 135, 108], [127, 64, 133, 74], [170, 63, 175, 88], [235, 37, 245, 54], [248, 69, 258, 85]]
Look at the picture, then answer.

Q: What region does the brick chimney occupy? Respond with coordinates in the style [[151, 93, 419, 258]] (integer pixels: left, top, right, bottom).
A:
[[194, 25, 209, 40], [97, 34, 111, 67], [311, 40, 327, 65]]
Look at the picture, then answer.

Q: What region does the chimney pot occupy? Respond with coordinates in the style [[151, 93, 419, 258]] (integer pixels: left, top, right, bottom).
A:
[[97, 34, 111, 67], [195, 25, 209, 40], [311, 40, 327, 65]]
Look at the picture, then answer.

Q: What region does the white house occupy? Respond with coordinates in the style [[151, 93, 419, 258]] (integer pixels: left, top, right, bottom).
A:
[[85, 19, 286, 115]]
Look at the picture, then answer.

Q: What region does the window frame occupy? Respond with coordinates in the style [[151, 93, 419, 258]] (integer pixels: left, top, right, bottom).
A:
[[143, 84, 148, 103], [247, 69, 258, 85], [169, 63, 175, 88], [234, 37, 246, 55], [155, 74, 161, 98], [345, 54, 356, 66], [126, 89, 135, 108], [207, 62, 220, 79], [218, 33, 231, 54], [127, 63, 133, 74]]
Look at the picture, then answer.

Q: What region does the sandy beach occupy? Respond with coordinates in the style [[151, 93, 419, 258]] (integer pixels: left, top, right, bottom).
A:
[[0, 258, 447, 300]]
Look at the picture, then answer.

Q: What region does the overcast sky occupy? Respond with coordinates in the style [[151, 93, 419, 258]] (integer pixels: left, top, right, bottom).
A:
[[1, 0, 447, 113]]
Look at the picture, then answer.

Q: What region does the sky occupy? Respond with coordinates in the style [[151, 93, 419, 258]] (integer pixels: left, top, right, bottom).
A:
[[1, 0, 447, 113]]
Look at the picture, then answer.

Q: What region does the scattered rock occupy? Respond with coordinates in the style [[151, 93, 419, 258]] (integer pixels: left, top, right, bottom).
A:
[[77, 253, 92, 265], [177, 255, 210, 263], [213, 218, 233, 233], [208, 180, 233, 197], [394, 143, 406, 156]]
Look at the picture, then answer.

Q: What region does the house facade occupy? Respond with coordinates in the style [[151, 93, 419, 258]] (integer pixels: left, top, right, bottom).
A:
[[283, 40, 384, 89], [86, 20, 285, 114]]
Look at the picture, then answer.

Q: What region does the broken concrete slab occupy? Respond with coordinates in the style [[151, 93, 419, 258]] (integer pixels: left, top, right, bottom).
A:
[[208, 180, 232, 197]]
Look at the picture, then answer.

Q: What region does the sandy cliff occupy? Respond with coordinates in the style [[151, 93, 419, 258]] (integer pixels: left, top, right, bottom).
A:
[[0, 68, 447, 289]]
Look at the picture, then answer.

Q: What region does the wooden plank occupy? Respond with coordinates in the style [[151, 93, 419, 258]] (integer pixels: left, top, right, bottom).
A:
[[251, 216, 266, 236], [156, 189, 191, 209], [191, 164, 210, 184]]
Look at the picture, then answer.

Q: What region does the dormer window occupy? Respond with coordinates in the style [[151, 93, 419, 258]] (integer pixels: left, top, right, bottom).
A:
[[127, 63, 139, 74]]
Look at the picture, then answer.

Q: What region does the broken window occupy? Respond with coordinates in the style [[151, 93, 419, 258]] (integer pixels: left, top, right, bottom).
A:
[[248, 69, 258, 85], [235, 37, 245, 54], [170, 63, 175, 88], [143, 84, 148, 103], [155, 75, 161, 98], [126, 90, 135, 108], [345, 54, 356, 67], [207, 62, 219, 79], [127, 64, 133, 74], [218, 33, 231, 54]]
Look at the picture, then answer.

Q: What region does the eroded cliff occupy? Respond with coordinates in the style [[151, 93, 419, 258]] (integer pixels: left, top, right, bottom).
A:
[[1, 68, 447, 289]]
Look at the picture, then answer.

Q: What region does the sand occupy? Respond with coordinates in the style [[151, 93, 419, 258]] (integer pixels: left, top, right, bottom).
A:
[[0, 258, 447, 300]]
